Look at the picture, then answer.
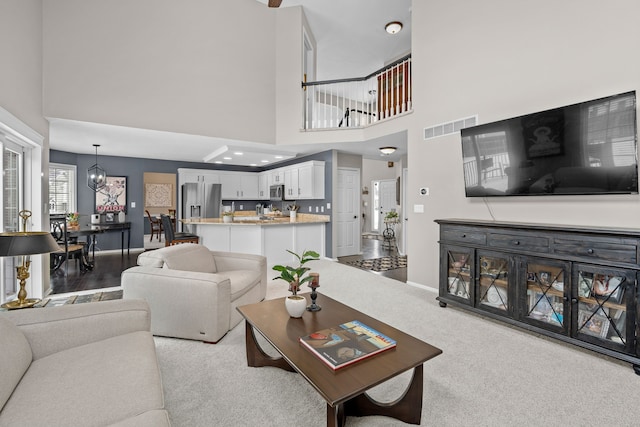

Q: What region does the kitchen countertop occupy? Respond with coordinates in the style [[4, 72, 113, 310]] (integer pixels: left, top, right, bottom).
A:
[[181, 212, 330, 225]]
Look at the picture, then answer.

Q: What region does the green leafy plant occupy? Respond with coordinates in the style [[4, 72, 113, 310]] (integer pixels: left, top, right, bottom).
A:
[[272, 249, 320, 295], [384, 211, 399, 220], [221, 211, 234, 216], [67, 212, 79, 225]]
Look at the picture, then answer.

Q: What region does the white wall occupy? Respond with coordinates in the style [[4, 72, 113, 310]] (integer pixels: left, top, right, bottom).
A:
[[0, 0, 50, 298], [407, 0, 640, 288], [43, 0, 277, 144], [0, 0, 46, 136]]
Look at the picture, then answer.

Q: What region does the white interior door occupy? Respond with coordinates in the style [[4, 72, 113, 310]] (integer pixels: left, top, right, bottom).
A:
[[336, 168, 360, 257], [372, 179, 396, 232], [400, 168, 408, 255]]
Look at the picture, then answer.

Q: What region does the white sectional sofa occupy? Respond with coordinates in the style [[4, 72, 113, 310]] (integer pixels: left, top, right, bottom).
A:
[[0, 299, 169, 427], [121, 244, 267, 342]]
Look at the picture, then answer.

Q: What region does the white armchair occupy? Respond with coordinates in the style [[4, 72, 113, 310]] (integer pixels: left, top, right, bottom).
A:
[[121, 244, 266, 342]]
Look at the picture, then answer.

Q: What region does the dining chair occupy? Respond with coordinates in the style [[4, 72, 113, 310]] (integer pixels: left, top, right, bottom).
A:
[[161, 214, 199, 246], [146, 210, 163, 242], [50, 215, 86, 274]]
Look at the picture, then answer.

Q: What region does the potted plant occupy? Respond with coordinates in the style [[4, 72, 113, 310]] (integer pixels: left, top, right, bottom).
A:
[[384, 211, 399, 222], [221, 211, 234, 223], [67, 212, 80, 229], [272, 249, 319, 317]]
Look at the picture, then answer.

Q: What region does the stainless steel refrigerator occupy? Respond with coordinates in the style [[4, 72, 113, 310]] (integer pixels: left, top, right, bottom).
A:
[[182, 183, 222, 220]]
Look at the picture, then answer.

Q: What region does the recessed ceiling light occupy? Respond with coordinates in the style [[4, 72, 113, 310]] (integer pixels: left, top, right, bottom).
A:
[[234, 152, 243, 155], [250, 163, 257, 167], [214, 161, 223, 164], [385, 21, 403, 35], [223, 157, 232, 160], [261, 160, 269, 163], [275, 155, 283, 159]]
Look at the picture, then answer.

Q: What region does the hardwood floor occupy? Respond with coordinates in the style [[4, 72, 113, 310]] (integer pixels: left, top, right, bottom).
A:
[[49, 249, 143, 295], [49, 236, 407, 295]]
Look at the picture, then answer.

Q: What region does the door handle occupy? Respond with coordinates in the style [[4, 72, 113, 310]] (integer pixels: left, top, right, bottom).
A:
[[354, 216, 357, 219]]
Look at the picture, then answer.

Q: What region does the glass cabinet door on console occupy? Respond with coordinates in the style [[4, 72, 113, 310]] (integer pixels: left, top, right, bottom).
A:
[[522, 259, 570, 334], [477, 252, 511, 314], [573, 266, 636, 354], [442, 246, 473, 304]]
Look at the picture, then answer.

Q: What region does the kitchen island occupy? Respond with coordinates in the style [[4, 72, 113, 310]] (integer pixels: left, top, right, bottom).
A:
[[182, 213, 330, 266]]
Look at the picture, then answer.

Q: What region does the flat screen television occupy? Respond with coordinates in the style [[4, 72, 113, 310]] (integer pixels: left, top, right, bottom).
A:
[[460, 91, 638, 197]]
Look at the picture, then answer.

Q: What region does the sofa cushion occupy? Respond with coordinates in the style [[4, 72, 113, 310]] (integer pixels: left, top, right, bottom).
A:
[[218, 269, 263, 300], [0, 316, 32, 413], [138, 243, 217, 273], [0, 331, 164, 427]]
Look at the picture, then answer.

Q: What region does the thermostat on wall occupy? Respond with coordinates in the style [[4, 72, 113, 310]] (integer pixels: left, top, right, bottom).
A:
[[419, 187, 429, 196]]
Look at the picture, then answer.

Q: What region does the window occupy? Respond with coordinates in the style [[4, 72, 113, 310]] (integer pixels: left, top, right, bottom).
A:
[[0, 106, 43, 306], [1, 137, 24, 301], [49, 163, 76, 214]]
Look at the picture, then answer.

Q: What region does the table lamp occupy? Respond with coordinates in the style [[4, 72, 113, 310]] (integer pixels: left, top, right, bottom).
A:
[[0, 210, 60, 309]]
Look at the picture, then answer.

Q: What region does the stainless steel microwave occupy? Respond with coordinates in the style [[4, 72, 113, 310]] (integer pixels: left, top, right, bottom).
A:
[[269, 184, 284, 201]]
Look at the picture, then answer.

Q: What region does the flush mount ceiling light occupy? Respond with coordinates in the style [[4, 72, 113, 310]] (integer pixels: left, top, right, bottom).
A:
[[379, 146, 397, 155], [385, 21, 403, 35]]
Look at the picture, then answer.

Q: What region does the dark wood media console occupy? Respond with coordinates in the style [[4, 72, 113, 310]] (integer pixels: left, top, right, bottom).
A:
[[436, 219, 640, 374]]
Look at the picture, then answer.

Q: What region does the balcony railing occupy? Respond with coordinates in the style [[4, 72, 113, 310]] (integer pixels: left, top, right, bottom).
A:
[[302, 54, 411, 130]]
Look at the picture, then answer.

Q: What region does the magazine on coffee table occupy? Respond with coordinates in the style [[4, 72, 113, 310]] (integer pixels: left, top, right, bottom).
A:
[[299, 320, 396, 370]]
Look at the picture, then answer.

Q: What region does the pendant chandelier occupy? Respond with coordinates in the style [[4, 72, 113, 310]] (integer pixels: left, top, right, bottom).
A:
[[87, 144, 107, 191]]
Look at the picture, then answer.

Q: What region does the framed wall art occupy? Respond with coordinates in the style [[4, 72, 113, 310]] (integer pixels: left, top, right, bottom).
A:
[[145, 183, 173, 207], [96, 176, 127, 213]]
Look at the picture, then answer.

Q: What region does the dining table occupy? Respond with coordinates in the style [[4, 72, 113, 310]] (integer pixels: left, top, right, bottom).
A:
[[68, 221, 131, 265]]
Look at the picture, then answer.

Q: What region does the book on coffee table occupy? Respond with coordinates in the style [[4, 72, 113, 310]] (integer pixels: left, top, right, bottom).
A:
[[299, 320, 396, 370]]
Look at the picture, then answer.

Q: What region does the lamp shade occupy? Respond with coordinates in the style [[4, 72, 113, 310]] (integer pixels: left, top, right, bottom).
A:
[[0, 232, 60, 257]]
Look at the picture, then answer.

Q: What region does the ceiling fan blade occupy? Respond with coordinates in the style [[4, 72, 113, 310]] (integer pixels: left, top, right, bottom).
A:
[[268, 0, 283, 7]]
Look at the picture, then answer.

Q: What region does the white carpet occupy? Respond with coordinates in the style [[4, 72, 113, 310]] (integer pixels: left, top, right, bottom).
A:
[[155, 260, 640, 426]]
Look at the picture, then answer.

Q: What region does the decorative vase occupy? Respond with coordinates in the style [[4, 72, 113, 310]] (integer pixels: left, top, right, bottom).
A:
[[290, 211, 297, 222], [285, 295, 307, 318], [118, 211, 126, 223], [223, 215, 233, 223]]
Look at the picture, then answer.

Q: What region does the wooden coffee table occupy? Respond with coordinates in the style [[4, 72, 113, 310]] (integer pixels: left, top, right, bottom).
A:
[[237, 294, 442, 427]]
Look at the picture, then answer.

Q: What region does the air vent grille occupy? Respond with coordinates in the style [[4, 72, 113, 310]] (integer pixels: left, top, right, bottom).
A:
[[424, 115, 477, 140]]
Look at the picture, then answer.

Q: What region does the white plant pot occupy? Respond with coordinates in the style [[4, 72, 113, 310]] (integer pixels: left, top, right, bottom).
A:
[[223, 215, 233, 223], [285, 295, 306, 318], [290, 211, 297, 222]]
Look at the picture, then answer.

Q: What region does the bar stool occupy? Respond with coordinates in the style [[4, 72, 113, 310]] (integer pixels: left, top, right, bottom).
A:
[[161, 214, 199, 246]]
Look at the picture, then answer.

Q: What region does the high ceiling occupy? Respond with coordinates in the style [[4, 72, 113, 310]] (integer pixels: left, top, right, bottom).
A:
[[49, 0, 411, 166]]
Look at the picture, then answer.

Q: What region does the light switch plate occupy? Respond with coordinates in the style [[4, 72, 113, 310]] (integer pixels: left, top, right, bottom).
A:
[[414, 204, 424, 213], [131, 202, 136, 208]]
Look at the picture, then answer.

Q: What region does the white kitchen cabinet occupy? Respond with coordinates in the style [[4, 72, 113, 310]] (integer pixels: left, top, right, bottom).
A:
[[283, 166, 299, 198], [283, 161, 325, 200], [218, 171, 259, 200], [240, 173, 259, 199], [270, 169, 284, 186], [179, 170, 219, 186], [258, 172, 270, 200], [297, 161, 324, 199]]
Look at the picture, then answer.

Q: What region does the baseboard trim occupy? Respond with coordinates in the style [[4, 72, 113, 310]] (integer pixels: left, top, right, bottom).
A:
[[407, 281, 438, 294]]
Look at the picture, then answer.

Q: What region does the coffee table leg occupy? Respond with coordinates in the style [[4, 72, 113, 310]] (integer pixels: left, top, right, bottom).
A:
[[326, 402, 346, 427], [244, 322, 295, 372], [333, 364, 423, 426]]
